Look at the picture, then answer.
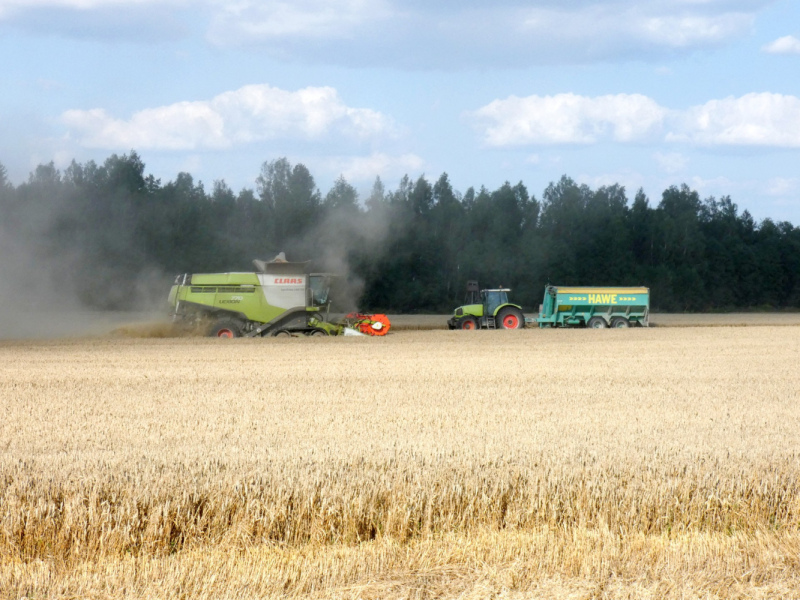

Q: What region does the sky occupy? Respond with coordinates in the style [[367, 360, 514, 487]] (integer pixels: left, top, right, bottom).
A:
[[1, 0, 800, 223]]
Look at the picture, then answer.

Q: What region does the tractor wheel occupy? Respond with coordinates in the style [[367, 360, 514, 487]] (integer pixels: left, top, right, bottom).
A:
[[460, 316, 478, 330], [587, 317, 608, 329], [611, 317, 629, 328], [497, 307, 524, 329], [310, 329, 328, 337], [209, 318, 242, 338]]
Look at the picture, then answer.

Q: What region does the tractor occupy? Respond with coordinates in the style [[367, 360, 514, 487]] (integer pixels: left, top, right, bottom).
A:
[[447, 280, 525, 330]]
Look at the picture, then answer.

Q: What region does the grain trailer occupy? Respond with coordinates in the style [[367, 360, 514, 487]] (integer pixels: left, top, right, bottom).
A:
[[536, 285, 649, 328]]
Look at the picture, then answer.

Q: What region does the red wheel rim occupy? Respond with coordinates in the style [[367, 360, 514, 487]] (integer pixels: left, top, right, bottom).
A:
[[462, 320, 476, 330], [217, 329, 234, 338], [503, 314, 520, 328]]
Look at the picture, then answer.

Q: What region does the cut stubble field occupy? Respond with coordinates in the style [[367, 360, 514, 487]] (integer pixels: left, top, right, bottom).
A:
[[1, 326, 800, 599]]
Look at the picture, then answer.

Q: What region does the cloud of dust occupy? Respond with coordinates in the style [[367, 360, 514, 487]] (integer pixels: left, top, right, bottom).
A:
[[0, 175, 171, 340]]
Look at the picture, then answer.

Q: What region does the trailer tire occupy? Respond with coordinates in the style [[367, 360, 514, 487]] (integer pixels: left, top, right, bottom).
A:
[[587, 317, 608, 329], [611, 317, 629, 328], [209, 318, 243, 338], [497, 307, 524, 329], [272, 329, 292, 337], [310, 329, 328, 337], [460, 316, 478, 330]]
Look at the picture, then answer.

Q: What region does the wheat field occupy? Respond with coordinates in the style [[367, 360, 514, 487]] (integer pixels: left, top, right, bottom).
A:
[[2, 326, 800, 599]]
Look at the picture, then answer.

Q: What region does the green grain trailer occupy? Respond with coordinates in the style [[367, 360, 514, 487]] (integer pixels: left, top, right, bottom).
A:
[[536, 285, 650, 328]]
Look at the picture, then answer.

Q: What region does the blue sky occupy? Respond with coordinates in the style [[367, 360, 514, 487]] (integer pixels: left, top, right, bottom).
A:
[[1, 0, 799, 222]]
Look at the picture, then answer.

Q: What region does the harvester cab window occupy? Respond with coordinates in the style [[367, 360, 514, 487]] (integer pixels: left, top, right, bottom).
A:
[[309, 275, 331, 306]]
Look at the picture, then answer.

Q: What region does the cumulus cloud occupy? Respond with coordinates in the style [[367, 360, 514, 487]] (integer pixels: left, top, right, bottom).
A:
[[668, 93, 800, 147], [470, 92, 800, 149], [469, 94, 668, 146], [762, 35, 800, 54], [62, 84, 394, 150]]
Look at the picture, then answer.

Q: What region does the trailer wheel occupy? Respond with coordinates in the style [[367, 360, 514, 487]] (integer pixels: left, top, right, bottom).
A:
[[587, 317, 608, 329], [310, 329, 328, 337], [272, 329, 292, 337], [460, 316, 478, 330], [611, 317, 629, 328], [209, 318, 243, 338], [497, 308, 524, 329]]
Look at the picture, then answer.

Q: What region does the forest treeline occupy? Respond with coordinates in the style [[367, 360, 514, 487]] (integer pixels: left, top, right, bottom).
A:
[[1, 152, 799, 312]]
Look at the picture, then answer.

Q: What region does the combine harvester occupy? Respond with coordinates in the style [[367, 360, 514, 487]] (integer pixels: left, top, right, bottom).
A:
[[168, 255, 390, 337]]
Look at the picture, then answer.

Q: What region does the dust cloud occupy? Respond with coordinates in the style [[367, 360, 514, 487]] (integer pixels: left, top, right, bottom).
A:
[[0, 186, 171, 341]]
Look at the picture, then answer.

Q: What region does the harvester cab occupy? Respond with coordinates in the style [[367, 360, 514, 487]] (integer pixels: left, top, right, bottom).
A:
[[447, 280, 525, 330]]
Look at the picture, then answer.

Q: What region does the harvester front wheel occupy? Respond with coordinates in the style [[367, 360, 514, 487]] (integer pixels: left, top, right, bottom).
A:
[[460, 316, 478, 330], [209, 318, 242, 338], [497, 307, 524, 329], [587, 317, 608, 329]]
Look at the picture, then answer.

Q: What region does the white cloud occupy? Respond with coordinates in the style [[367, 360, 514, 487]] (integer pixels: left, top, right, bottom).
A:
[[326, 152, 424, 183], [762, 35, 800, 54], [469, 93, 667, 146], [62, 84, 394, 150], [667, 93, 800, 147], [471, 92, 800, 149]]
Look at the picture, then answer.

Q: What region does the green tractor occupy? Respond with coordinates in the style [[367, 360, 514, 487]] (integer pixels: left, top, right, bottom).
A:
[[447, 280, 526, 330]]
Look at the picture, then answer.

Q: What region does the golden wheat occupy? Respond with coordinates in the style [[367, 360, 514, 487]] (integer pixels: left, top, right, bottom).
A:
[[1, 326, 799, 598]]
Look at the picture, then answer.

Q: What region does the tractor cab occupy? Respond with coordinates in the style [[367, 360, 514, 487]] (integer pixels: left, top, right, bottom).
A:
[[447, 280, 525, 330], [482, 289, 510, 316]]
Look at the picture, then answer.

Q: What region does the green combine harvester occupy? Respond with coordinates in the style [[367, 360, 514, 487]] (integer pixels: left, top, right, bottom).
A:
[[168, 256, 390, 337], [535, 285, 650, 328]]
